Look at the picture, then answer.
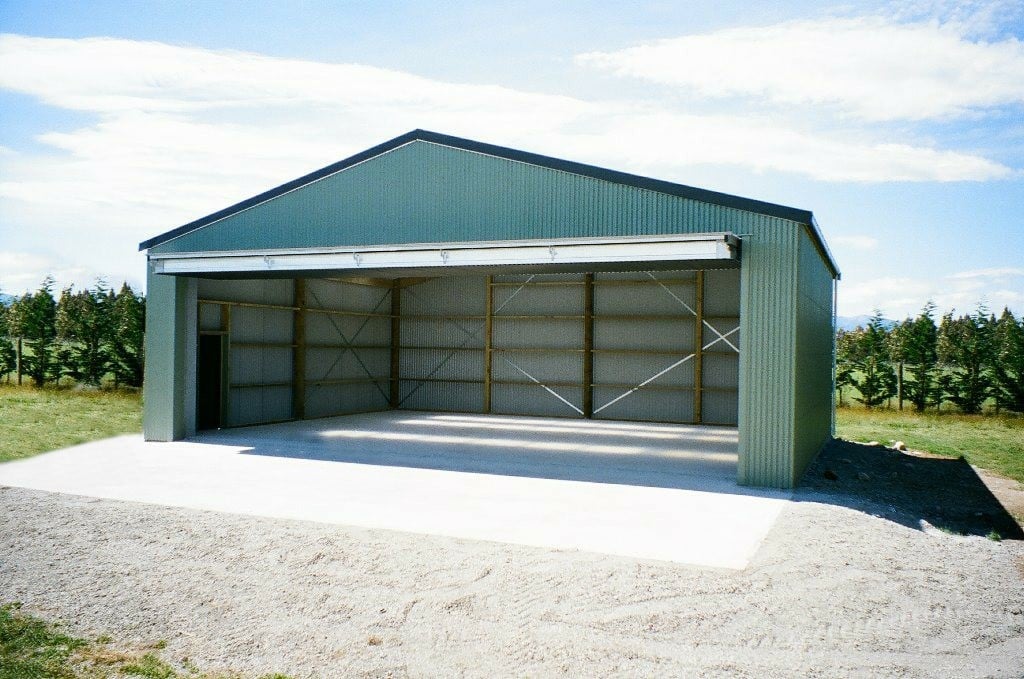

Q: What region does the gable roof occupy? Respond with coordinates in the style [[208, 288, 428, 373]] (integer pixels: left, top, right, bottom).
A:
[[138, 129, 836, 276]]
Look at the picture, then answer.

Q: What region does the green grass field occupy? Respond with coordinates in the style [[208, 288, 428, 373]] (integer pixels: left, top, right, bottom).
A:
[[836, 407, 1024, 483], [0, 385, 142, 463]]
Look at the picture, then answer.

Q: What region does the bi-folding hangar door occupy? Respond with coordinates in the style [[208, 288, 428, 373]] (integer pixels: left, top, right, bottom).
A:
[[194, 269, 739, 428], [182, 234, 741, 429]]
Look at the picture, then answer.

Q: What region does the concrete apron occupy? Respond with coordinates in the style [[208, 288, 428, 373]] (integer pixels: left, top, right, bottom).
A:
[[0, 412, 791, 569]]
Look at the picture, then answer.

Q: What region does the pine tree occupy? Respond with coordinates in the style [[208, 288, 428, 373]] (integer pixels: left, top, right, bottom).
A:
[[0, 302, 16, 381], [937, 307, 995, 414], [991, 308, 1024, 413], [887, 321, 910, 410], [5, 278, 58, 386], [901, 302, 939, 413], [109, 283, 145, 388], [850, 311, 898, 408], [835, 328, 860, 406], [55, 282, 113, 386]]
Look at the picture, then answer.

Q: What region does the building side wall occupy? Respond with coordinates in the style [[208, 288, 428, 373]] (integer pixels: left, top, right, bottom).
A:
[[143, 264, 192, 441], [737, 222, 799, 488], [791, 227, 837, 484]]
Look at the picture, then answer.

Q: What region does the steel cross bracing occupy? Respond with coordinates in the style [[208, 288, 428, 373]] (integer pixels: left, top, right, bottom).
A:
[[592, 272, 740, 416], [397, 275, 549, 408], [308, 284, 392, 402], [491, 274, 586, 415]]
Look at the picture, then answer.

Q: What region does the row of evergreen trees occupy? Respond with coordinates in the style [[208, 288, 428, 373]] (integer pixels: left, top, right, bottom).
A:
[[837, 304, 1024, 414], [0, 277, 145, 388]]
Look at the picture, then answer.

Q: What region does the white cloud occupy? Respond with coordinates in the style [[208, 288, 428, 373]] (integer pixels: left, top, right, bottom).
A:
[[831, 235, 880, 250], [576, 15, 1024, 121], [949, 267, 1024, 279], [0, 34, 1015, 293], [0, 251, 112, 296], [839, 269, 1024, 318]]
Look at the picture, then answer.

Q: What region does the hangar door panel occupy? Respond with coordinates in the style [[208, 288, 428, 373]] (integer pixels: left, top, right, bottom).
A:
[[592, 273, 697, 423], [303, 278, 393, 418], [487, 270, 739, 425], [490, 274, 586, 418], [397, 276, 486, 413]]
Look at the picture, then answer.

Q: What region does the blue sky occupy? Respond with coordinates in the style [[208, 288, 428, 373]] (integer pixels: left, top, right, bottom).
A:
[[1, 0, 1022, 318]]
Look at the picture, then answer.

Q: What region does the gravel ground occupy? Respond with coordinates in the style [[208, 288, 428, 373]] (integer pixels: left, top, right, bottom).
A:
[[2, 448, 1023, 678]]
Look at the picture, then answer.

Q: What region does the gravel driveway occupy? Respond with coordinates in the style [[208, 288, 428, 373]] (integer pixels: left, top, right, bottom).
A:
[[2, 474, 1022, 678]]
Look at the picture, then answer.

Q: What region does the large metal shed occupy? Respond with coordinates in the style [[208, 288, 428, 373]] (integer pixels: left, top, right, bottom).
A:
[[139, 130, 838, 489]]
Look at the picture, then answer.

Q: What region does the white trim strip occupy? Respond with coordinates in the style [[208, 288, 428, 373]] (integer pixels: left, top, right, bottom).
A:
[[151, 234, 738, 275]]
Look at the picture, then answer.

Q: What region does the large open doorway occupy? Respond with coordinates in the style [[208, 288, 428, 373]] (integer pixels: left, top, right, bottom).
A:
[[192, 268, 740, 429]]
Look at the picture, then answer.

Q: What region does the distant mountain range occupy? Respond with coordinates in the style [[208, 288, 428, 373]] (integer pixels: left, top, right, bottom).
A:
[[836, 315, 898, 331], [0, 293, 13, 306]]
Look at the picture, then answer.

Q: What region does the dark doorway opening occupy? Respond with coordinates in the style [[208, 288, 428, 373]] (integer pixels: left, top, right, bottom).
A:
[[197, 334, 224, 430]]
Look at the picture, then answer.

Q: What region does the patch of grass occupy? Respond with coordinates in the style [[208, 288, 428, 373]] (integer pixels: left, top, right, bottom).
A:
[[0, 385, 141, 463], [836, 407, 1024, 483], [0, 602, 292, 678], [121, 653, 177, 678], [0, 601, 85, 679]]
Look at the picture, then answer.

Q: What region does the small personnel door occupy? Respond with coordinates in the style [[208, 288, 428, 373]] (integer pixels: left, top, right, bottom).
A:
[[196, 334, 224, 430]]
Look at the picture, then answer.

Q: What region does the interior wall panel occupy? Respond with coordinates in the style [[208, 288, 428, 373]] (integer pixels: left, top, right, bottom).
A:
[[197, 278, 293, 305], [491, 384, 585, 418], [593, 386, 694, 423], [395, 275, 487, 412], [198, 302, 222, 331], [306, 383, 387, 419], [399, 382, 485, 413]]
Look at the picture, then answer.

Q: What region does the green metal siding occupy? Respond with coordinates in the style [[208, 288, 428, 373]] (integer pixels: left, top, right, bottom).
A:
[[736, 221, 799, 487], [142, 263, 190, 441], [791, 227, 837, 484], [152, 141, 779, 254], [146, 139, 836, 487]]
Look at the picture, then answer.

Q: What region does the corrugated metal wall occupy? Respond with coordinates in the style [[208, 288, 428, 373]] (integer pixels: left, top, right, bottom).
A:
[[152, 141, 797, 255], [491, 273, 585, 417], [792, 228, 837, 484], [591, 270, 739, 424], [400, 270, 741, 424]]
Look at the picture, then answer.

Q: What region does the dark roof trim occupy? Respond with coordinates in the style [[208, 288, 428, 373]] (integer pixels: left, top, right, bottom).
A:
[[138, 129, 837, 276]]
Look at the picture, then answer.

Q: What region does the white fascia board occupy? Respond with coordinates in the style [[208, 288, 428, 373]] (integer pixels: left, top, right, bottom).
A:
[[150, 233, 738, 275]]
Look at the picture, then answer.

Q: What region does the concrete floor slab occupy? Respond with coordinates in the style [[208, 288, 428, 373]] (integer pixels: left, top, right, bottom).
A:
[[0, 412, 790, 569]]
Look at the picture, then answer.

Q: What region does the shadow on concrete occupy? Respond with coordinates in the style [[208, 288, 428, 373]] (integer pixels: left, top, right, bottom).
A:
[[193, 412, 784, 499], [798, 438, 1023, 540]]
